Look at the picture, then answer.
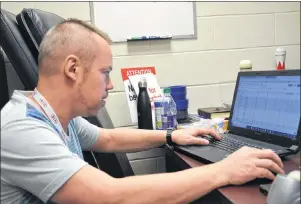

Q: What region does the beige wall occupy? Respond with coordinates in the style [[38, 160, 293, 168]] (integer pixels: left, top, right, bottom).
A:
[[3, 2, 300, 127]]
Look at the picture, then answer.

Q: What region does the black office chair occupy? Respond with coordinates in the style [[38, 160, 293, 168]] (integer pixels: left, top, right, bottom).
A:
[[0, 8, 134, 178], [0, 48, 9, 110]]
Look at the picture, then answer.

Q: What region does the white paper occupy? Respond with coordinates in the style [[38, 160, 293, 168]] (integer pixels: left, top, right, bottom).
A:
[[128, 73, 163, 102]]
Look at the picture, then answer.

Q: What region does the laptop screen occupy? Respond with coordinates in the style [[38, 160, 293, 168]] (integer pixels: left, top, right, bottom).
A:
[[231, 74, 300, 139]]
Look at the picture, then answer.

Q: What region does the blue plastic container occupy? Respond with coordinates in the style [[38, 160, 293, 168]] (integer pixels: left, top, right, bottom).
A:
[[175, 99, 189, 109], [169, 86, 188, 120], [175, 99, 189, 120], [168, 85, 189, 120], [171, 92, 186, 101], [170, 85, 187, 101], [170, 85, 187, 94]]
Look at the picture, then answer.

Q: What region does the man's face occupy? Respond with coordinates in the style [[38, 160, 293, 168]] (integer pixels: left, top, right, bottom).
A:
[[77, 36, 114, 116]]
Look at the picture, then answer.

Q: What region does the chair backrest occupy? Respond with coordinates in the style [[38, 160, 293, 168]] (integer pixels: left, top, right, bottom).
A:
[[0, 9, 38, 90], [16, 8, 65, 62], [0, 48, 9, 110], [0, 8, 134, 178]]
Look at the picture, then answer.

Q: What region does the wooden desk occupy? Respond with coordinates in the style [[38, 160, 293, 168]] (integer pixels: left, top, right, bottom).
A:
[[165, 147, 300, 204]]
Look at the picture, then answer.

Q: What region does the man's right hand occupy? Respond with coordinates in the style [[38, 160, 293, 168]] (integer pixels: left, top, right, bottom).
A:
[[217, 146, 285, 185]]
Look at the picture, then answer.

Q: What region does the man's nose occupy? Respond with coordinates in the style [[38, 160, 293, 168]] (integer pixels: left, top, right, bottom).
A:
[[106, 77, 114, 90]]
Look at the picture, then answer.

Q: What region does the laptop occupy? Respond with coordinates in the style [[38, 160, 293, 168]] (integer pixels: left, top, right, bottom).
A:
[[174, 69, 301, 164]]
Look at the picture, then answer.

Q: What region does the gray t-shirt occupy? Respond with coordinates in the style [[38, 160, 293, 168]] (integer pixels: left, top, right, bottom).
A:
[[1, 90, 100, 203]]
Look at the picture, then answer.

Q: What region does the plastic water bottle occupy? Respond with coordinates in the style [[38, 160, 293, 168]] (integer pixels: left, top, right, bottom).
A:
[[161, 88, 177, 129]]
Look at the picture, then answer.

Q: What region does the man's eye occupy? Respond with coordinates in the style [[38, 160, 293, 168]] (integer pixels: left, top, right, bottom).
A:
[[103, 71, 110, 76]]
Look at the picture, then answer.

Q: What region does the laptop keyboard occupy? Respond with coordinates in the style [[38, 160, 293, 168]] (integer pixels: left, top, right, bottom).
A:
[[209, 136, 279, 153]]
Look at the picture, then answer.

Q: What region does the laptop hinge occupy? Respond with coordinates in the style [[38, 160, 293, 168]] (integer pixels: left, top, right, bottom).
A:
[[287, 145, 300, 152]]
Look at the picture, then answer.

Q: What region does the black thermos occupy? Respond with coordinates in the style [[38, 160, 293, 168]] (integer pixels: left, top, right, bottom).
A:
[[137, 78, 153, 130]]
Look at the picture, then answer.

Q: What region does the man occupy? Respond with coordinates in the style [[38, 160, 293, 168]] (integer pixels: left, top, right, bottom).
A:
[[1, 18, 284, 204]]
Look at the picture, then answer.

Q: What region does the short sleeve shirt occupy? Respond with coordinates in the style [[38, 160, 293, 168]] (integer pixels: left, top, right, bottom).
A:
[[1, 90, 100, 203]]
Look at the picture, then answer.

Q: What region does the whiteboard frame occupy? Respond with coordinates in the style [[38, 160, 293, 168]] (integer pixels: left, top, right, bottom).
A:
[[89, 2, 197, 43]]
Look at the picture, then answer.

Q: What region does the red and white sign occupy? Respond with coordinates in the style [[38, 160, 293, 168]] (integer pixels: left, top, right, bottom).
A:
[[121, 67, 163, 125]]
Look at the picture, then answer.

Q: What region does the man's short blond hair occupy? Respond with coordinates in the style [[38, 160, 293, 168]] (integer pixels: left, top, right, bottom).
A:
[[62, 18, 112, 43], [38, 18, 111, 75]]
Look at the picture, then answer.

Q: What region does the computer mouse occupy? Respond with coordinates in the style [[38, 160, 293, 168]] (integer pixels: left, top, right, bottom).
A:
[[266, 170, 300, 204]]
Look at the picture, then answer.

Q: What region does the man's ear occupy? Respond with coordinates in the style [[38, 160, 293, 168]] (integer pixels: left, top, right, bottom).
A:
[[63, 55, 81, 81]]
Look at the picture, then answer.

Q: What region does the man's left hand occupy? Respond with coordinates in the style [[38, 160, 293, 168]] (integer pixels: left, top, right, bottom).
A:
[[171, 128, 221, 146]]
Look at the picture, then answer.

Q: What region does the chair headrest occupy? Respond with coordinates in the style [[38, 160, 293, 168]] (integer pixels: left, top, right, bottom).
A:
[[16, 8, 64, 59], [0, 9, 38, 90]]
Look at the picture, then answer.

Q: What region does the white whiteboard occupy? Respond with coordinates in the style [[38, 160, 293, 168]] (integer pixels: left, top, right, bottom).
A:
[[90, 2, 196, 42]]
